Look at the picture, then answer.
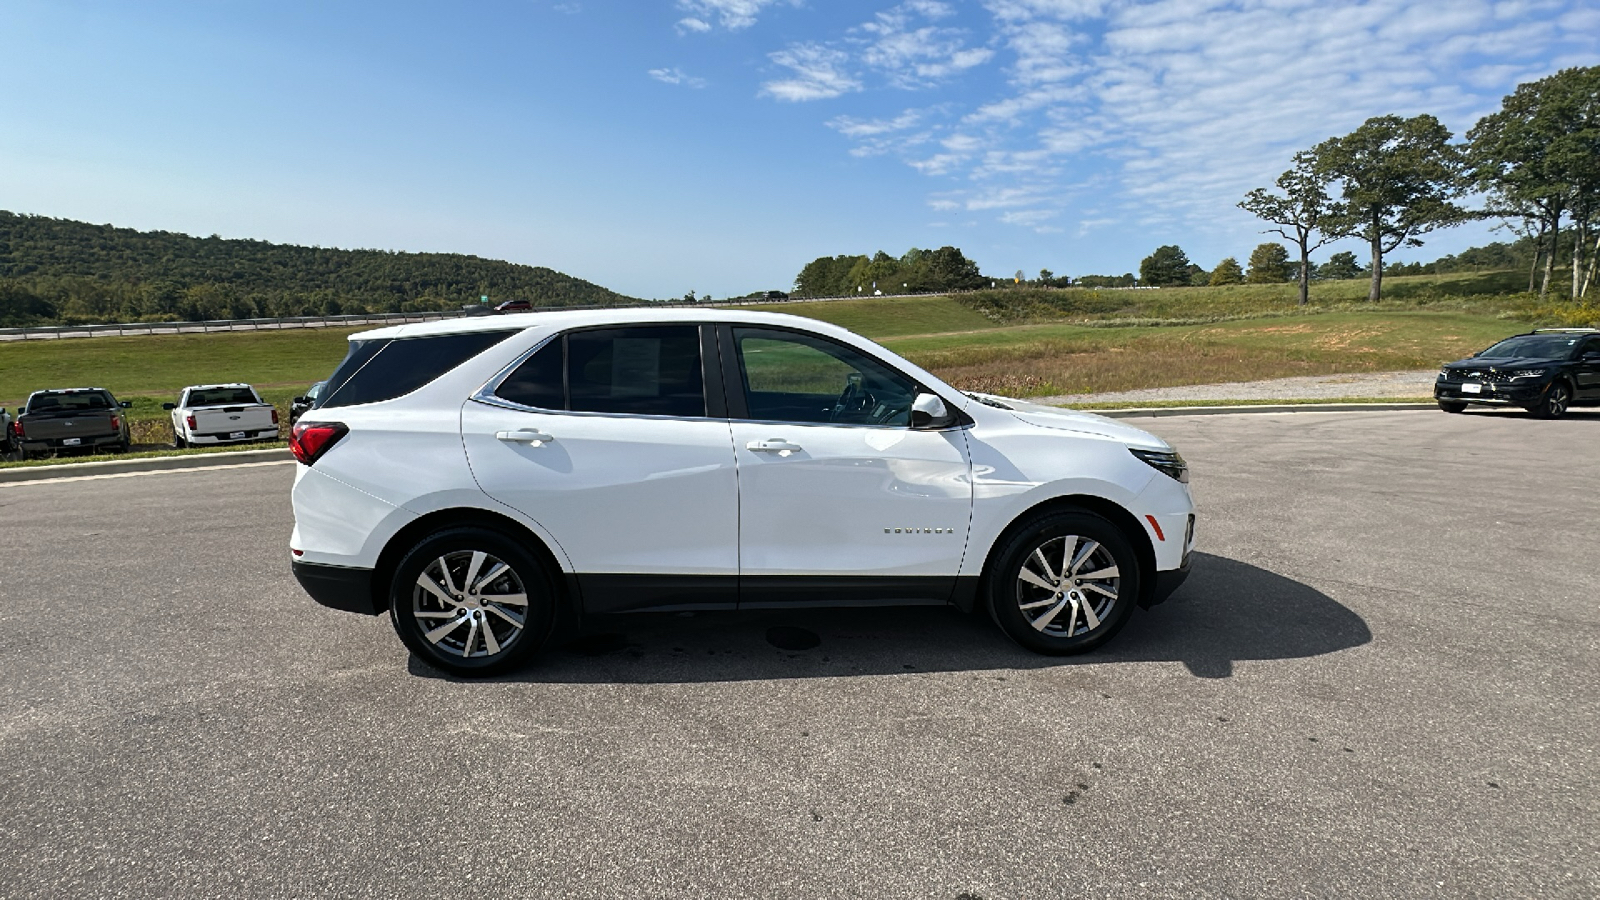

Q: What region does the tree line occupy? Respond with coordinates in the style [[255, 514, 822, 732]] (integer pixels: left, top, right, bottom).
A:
[[792, 246, 988, 297], [0, 211, 639, 326], [1234, 65, 1597, 305]]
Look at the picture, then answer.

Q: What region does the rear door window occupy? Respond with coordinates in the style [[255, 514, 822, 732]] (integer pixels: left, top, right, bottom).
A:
[[492, 326, 707, 417], [321, 330, 516, 409]]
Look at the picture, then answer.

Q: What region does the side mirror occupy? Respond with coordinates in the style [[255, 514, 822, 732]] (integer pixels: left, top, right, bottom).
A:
[[1584, 351, 1600, 361], [120, 401, 132, 408], [293, 397, 309, 405], [910, 392, 953, 429], [162, 403, 176, 410]]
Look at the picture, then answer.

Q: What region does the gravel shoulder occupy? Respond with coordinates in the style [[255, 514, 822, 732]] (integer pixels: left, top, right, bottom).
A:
[[1037, 369, 1437, 406]]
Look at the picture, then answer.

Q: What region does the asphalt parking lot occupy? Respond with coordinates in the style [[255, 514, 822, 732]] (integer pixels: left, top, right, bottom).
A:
[[2, 408, 1596, 899]]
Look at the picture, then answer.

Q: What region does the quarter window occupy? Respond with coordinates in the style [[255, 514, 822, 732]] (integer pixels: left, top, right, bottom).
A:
[[322, 330, 516, 409], [732, 327, 917, 426]]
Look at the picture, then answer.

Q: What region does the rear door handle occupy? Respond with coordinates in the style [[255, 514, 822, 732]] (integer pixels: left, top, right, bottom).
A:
[[496, 429, 554, 446], [746, 439, 802, 455]]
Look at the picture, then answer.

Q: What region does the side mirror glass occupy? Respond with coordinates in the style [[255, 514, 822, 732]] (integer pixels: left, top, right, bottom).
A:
[[120, 401, 132, 408], [293, 397, 309, 405], [162, 403, 176, 410], [910, 392, 952, 429]]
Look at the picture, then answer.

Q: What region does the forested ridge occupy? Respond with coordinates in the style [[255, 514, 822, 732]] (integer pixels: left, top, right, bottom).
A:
[[0, 211, 640, 325]]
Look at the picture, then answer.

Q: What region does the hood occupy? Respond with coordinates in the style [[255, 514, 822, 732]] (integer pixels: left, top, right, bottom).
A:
[[968, 393, 1170, 449], [1446, 356, 1561, 370]]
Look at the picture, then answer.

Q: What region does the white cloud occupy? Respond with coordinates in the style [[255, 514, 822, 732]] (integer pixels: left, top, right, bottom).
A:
[[738, 0, 1598, 251], [648, 67, 708, 88], [828, 110, 923, 138], [761, 44, 862, 101], [855, 1, 996, 89], [677, 0, 790, 32], [676, 17, 712, 33]]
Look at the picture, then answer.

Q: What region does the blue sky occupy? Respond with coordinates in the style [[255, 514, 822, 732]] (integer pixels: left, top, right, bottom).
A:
[[1, 0, 1596, 299]]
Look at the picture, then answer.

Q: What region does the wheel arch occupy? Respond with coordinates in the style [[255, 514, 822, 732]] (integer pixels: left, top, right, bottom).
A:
[[370, 507, 579, 632], [974, 494, 1158, 610]]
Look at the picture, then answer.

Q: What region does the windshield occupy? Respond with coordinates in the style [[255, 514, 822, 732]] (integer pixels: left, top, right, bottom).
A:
[[1478, 334, 1583, 359]]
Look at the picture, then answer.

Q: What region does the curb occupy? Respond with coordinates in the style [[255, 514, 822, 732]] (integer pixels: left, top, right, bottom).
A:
[[1086, 402, 1437, 418], [0, 447, 294, 483]]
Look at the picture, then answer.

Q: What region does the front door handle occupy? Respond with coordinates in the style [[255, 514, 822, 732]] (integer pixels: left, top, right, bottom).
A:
[[496, 429, 554, 446], [746, 438, 802, 455]]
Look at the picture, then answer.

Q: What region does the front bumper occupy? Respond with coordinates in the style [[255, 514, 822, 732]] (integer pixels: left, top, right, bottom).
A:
[[1435, 380, 1550, 405], [292, 559, 380, 615]]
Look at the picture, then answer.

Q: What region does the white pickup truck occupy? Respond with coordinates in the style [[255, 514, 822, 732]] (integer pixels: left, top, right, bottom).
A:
[[164, 384, 280, 448]]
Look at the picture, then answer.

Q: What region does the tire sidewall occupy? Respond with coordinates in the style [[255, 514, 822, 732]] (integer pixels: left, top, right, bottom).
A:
[[1534, 381, 1572, 419], [987, 511, 1142, 656], [389, 526, 556, 677]]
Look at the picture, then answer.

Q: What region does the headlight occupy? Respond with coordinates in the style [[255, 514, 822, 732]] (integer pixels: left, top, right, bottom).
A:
[[1131, 448, 1188, 483], [1509, 369, 1548, 379], [1437, 367, 1452, 380]]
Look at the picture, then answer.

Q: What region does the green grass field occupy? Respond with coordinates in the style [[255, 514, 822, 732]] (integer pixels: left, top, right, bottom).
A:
[[2, 270, 1592, 463]]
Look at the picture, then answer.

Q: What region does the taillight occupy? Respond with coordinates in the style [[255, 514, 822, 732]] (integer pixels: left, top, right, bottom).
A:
[[289, 421, 348, 465], [12, 419, 23, 438], [271, 408, 280, 425], [110, 415, 120, 431], [186, 414, 197, 430]]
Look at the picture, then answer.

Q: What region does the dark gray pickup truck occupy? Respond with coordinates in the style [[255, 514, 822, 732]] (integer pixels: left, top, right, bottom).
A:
[[14, 388, 133, 459]]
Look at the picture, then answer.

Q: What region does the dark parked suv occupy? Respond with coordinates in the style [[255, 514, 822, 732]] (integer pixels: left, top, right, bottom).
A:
[[1435, 328, 1600, 418]]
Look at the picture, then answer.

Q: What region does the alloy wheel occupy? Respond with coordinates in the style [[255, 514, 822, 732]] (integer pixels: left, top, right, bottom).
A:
[[1014, 533, 1120, 638], [411, 550, 529, 659]]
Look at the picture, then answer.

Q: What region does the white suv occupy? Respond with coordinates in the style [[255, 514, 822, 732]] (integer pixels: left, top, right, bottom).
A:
[[289, 309, 1195, 675]]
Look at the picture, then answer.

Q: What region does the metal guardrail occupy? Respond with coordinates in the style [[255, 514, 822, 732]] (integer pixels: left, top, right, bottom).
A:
[[0, 286, 1084, 341]]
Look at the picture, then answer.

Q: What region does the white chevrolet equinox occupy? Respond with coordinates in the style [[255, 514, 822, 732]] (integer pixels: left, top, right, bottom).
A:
[[289, 309, 1195, 675]]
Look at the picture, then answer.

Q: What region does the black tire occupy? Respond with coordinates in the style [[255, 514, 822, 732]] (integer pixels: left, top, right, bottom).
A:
[[1437, 400, 1467, 414], [389, 526, 556, 677], [172, 429, 186, 449], [1530, 381, 1572, 419], [987, 510, 1142, 656]]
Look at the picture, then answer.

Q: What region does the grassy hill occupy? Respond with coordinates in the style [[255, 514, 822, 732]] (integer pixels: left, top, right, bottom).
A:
[[0, 210, 640, 325]]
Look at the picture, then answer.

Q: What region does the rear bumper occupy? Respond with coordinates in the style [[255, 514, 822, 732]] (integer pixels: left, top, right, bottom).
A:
[[20, 434, 123, 452], [292, 559, 380, 615], [188, 429, 280, 444]]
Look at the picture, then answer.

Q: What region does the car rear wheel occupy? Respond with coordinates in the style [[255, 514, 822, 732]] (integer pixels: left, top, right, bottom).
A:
[[1437, 400, 1467, 414], [171, 429, 186, 449], [987, 511, 1141, 655], [389, 527, 555, 676], [1529, 381, 1572, 419]]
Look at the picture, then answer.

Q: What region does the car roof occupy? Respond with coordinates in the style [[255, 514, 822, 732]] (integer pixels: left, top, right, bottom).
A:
[[183, 383, 254, 390], [349, 306, 861, 342]]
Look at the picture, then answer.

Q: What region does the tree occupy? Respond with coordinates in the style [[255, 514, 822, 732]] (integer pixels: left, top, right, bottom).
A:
[[794, 254, 867, 297], [1138, 245, 1192, 286], [1319, 251, 1362, 280], [1239, 151, 1339, 304], [1246, 243, 1292, 283], [1468, 67, 1600, 299], [1316, 114, 1468, 301], [1208, 257, 1244, 285]]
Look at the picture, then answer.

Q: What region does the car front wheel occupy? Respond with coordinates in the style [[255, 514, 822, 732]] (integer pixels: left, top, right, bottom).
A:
[[389, 527, 554, 676], [988, 511, 1141, 655], [1529, 381, 1572, 419], [1437, 400, 1467, 414]]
